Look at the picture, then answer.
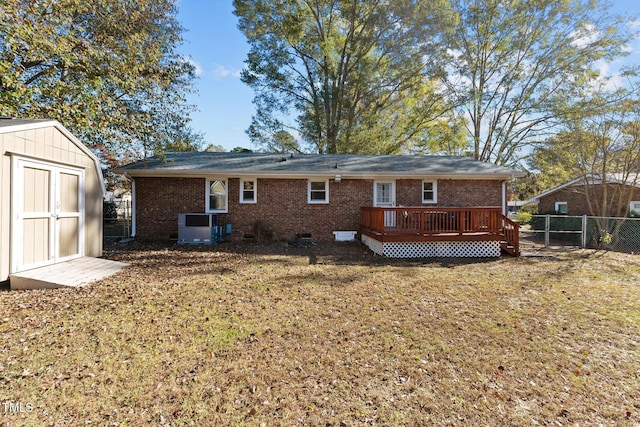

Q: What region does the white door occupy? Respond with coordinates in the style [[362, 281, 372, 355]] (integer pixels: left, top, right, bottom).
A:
[[374, 181, 396, 227], [11, 158, 84, 273]]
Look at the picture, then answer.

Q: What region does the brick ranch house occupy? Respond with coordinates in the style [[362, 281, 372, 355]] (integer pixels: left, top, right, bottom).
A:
[[115, 152, 525, 257], [527, 174, 640, 217]]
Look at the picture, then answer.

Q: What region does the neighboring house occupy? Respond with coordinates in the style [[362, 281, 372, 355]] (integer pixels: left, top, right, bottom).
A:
[[527, 174, 640, 217], [116, 152, 524, 257], [507, 200, 528, 218], [0, 118, 106, 286]]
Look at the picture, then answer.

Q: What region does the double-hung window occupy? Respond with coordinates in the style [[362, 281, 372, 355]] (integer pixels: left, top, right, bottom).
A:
[[422, 180, 437, 204], [207, 179, 228, 212], [374, 182, 395, 207], [555, 201, 568, 214], [308, 180, 329, 204], [240, 179, 256, 204]]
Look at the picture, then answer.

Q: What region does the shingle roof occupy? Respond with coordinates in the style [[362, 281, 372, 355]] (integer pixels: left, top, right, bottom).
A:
[[527, 173, 640, 203], [116, 151, 523, 179], [0, 117, 52, 131]]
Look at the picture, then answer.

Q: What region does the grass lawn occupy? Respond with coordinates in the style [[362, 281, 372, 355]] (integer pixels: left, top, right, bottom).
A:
[[1, 241, 640, 426]]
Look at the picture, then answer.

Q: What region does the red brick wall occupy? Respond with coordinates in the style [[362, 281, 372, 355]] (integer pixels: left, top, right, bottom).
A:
[[437, 180, 503, 207], [135, 177, 204, 239], [221, 178, 372, 241], [396, 179, 424, 206], [538, 184, 640, 216], [133, 177, 505, 241]]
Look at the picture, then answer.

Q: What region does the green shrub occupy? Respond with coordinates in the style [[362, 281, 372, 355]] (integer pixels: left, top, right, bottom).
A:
[[520, 203, 538, 214], [251, 220, 273, 241], [103, 200, 118, 220], [513, 211, 532, 224]]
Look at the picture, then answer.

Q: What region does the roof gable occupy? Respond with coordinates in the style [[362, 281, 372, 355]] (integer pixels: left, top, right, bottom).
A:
[[0, 118, 105, 196]]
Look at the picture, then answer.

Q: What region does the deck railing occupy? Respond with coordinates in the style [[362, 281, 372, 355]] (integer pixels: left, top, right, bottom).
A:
[[501, 214, 520, 256], [360, 206, 520, 255]]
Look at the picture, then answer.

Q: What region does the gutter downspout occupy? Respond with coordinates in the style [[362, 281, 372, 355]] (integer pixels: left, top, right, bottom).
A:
[[502, 180, 507, 216], [126, 174, 136, 238]]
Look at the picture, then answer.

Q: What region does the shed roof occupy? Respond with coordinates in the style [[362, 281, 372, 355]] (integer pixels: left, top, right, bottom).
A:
[[116, 151, 524, 180], [0, 117, 51, 129], [0, 118, 105, 196]]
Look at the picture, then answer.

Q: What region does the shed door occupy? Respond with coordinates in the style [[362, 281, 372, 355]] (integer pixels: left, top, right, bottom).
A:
[[12, 159, 84, 273]]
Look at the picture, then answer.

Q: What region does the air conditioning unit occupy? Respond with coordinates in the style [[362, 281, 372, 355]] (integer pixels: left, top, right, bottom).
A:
[[178, 213, 219, 245]]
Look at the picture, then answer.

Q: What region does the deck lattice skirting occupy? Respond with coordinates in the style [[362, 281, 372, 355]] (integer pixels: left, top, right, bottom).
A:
[[362, 235, 501, 258], [360, 206, 520, 257]]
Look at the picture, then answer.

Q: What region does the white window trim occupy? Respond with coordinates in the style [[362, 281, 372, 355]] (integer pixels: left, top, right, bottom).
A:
[[631, 201, 640, 212], [239, 178, 257, 204], [308, 179, 329, 204], [373, 181, 396, 207], [422, 180, 438, 204], [555, 201, 568, 214], [206, 178, 228, 213]]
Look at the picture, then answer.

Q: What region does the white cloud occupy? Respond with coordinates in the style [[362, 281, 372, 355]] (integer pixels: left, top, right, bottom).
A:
[[571, 24, 600, 48], [446, 48, 462, 60], [212, 64, 242, 79], [590, 60, 624, 92], [182, 57, 203, 76]]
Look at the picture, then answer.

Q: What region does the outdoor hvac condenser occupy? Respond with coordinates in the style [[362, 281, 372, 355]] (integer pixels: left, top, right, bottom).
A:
[[177, 213, 220, 245]]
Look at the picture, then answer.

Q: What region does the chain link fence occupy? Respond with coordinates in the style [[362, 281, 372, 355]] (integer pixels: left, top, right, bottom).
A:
[[103, 199, 132, 241], [521, 215, 640, 254]]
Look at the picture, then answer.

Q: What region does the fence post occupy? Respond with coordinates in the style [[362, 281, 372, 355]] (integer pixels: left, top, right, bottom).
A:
[[581, 215, 587, 248], [545, 215, 550, 247]]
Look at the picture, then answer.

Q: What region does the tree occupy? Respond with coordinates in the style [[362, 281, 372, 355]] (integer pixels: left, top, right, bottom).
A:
[[270, 130, 301, 153], [444, 0, 635, 165], [410, 110, 470, 156], [204, 144, 227, 152], [0, 0, 200, 163], [234, 0, 454, 154], [525, 134, 578, 195], [532, 93, 640, 217]]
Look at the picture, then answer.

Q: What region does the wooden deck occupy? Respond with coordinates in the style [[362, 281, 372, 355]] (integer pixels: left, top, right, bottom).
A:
[[360, 207, 520, 256], [10, 257, 128, 290]]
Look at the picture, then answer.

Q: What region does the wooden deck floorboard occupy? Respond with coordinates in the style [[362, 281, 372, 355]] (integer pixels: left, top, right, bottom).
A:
[[10, 257, 128, 290]]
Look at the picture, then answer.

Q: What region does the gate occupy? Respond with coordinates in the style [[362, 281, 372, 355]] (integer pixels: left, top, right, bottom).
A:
[[104, 199, 132, 240]]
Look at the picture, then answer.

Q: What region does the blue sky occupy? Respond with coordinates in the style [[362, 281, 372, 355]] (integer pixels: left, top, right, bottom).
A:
[[177, 1, 640, 152], [177, 2, 253, 151]]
